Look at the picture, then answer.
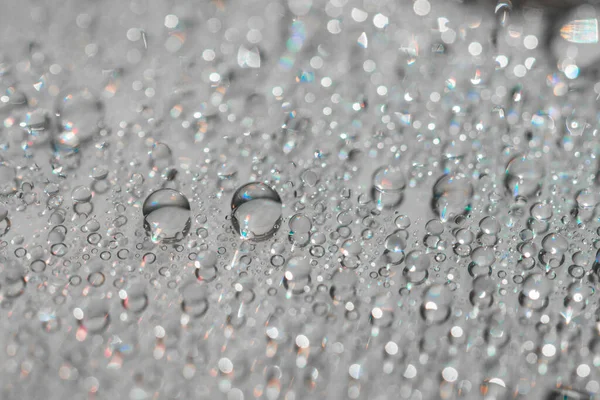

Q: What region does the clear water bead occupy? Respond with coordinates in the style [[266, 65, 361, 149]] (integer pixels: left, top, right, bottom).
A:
[[231, 182, 282, 241], [432, 173, 474, 222], [142, 188, 191, 243], [504, 155, 544, 198], [54, 87, 104, 153], [371, 165, 406, 209]]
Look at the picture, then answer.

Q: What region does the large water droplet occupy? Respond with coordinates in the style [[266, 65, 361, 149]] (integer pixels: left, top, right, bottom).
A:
[[148, 142, 173, 174], [142, 189, 191, 244], [504, 155, 544, 198], [519, 273, 551, 310], [21, 108, 52, 147], [231, 182, 282, 241], [420, 284, 452, 324], [195, 250, 218, 282], [551, 5, 600, 73], [54, 87, 104, 153], [371, 165, 406, 209], [494, 1, 512, 28], [403, 250, 430, 284], [539, 232, 568, 270], [432, 173, 473, 222], [283, 256, 312, 294]]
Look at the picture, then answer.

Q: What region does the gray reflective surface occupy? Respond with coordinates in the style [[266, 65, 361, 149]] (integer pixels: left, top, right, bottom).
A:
[[0, 0, 600, 399]]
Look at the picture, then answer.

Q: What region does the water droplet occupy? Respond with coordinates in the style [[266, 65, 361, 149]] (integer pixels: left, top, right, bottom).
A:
[[122, 283, 149, 313], [231, 182, 282, 241], [432, 173, 473, 222], [0, 163, 17, 196], [551, 5, 600, 72], [181, 281, 209, 318], [283, 256, 312, 294], [421, 284, 452, 324], [72, 185, 92, 203], [504, 156, 544, 199], [21, 108, 52, 147], [149, 142, 173, 173], [540, 232, 568, 269], [469, 247, 495, 277], [403, 250, 429, 284], [195, 250, 218, 282], [372, 165, 406, 209], [142, 189, 191, 244], [494, 1, 512, 28], [54, 87, 104, 152], [519, 273, 551, 310], [394, 214, 411, 229], [470, 276, 495, 308]]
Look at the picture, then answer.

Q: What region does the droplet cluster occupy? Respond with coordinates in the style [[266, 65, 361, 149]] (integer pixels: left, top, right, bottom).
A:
[[0, 0, 600, 399]]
